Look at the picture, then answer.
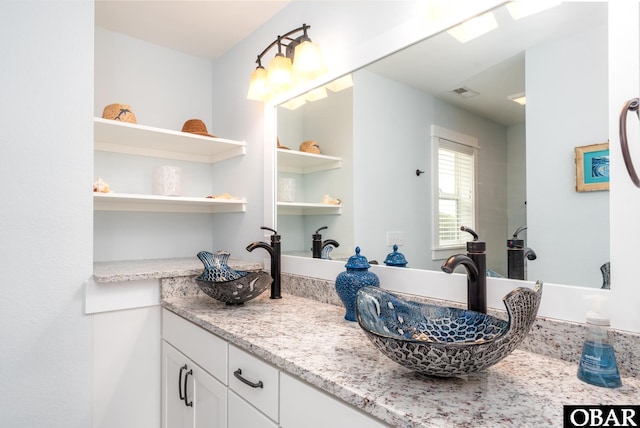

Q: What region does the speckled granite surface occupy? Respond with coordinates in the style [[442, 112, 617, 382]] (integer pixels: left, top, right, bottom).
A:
[[93, 257, 263, 283], [282, 273, 640, 379], [163, 278, 640, 428]]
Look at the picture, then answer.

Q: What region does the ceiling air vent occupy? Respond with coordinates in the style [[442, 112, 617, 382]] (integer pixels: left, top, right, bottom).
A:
[[450, 86, 480, 98]]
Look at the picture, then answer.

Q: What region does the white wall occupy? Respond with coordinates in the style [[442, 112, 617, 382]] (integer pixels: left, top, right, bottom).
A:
[[526, 23, 609, 288], [353, 70, 509, 273], [507, 123, 527, 240], [94, 28, 219, 261], [0, 2, 93, 426], [209, 1, 432, 259]]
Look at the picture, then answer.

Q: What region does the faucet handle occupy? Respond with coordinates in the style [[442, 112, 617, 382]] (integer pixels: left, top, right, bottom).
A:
[[260, 226, 277, 235], [461, 226, 485, 253], [460, 226, 479, 241], [315, 226, 328, 235]]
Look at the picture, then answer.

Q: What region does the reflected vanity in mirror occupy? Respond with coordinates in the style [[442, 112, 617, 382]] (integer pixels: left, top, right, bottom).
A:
[[275, 2, 609, 289]]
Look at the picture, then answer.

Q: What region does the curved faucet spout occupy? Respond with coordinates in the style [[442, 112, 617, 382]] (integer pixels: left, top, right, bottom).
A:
[[246, 229, 281, 299], [246, 241, 274, 258], [441, 254, 479, 281], [322, 239, 340, 249], [524, 247, 537, 261], [441, 253, 486, 314]]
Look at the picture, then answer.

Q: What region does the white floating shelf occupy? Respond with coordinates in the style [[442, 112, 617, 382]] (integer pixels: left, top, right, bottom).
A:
[[277, 148, 342, 174], [277, 202, 342, 216], [94, 192, 246, 214], [94, 117, 246, 163]]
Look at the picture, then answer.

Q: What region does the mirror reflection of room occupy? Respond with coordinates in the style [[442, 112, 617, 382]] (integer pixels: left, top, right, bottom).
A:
[[276, 2, 609, 288]]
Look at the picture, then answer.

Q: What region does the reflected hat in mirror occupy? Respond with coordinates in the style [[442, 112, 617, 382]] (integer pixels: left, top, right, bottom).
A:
[[181, 119, 217, 138], [102, 103, 137, 124], [299, 140, 321, 154]]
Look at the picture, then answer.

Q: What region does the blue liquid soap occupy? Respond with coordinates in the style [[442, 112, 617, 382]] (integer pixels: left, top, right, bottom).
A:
[[577, 309, 622, 388], [577, 342, 622, 388]]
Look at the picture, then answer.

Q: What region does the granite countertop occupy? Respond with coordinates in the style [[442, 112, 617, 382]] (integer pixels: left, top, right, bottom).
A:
[[93, 257, 263, 283], [163, 289, 640, 428]]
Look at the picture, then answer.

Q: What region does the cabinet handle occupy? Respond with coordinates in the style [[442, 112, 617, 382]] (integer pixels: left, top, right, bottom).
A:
[[619, 97, 640, 187], [183, 369, 193, 407], [233, 368, 264, 388], [178, 364, 187, 400]]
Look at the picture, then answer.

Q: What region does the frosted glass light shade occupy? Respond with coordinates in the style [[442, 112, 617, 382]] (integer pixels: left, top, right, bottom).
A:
[[292, 40, 327, 82], [325, 74, 353, 93], [304, 86, 327, 102], [267, 54, 293, 96], [247, 66, 269, 101]]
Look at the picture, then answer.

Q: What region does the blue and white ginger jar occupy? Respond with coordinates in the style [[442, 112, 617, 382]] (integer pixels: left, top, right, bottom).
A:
[[335, 247, 380, 321]]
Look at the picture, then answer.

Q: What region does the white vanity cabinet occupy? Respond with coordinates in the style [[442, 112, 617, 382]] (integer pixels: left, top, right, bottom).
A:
[[162, 309, 390, 428], [280, 373, 389, 428], [162, 310, 228, 428], [227, 345, 279, 426], [163, 343, 227, 428]]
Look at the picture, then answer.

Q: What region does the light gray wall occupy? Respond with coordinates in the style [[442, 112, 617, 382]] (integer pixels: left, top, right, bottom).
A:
[[507, 123, 527, 239], [526, 23, 609, 288], [94, 28, 218, 261], [209, 1, 423, 259], [0, 2, 93, 426], [353, 70, 509, 273]]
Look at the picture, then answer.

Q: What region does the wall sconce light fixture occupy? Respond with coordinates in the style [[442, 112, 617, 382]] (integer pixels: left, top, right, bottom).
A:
[[247, 23, 327, 102]]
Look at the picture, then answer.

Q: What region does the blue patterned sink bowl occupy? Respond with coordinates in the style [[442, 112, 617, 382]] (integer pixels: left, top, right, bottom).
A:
[[355, 282, 542, 377], [195, 271, 271, 305]]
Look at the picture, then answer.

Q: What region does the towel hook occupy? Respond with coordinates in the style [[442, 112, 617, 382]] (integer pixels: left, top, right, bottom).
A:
[[619, 97, 640, 187]]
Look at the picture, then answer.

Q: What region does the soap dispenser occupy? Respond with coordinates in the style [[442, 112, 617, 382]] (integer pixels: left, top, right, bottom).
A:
[[577, 295, 622, 388]]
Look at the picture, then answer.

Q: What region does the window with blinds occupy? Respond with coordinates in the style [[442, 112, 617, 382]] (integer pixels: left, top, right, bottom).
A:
[[437, 138, 476, 248]]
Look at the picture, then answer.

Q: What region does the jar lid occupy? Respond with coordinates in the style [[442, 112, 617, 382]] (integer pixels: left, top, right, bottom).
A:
[[345, 246, 371, 269], [384, 244, 407, 267]]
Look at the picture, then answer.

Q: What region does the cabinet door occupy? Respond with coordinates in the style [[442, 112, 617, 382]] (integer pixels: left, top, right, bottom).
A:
[[163, 341, 227, 428], [163, 342, 193, 428], [228, 390, 277, 428], [189, 361, 227, 428], [280, 373, 389, 428]]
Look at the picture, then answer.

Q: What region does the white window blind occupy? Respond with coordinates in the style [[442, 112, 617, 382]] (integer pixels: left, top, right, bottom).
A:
[[437, 138, 476, 248]]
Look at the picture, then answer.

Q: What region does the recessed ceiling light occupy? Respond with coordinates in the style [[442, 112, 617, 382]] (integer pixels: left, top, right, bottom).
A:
[[508, 92, 526, 106], [447, 11, 498, 43], [506, 1, 561, 20]]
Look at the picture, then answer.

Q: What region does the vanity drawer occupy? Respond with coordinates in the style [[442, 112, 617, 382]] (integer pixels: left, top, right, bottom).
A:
[[228, 345, 279, 422], [162, 309, 227, 384]]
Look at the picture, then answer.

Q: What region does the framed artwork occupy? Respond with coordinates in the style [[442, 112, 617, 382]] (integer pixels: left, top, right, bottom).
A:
[[575, 142, 609, 192]]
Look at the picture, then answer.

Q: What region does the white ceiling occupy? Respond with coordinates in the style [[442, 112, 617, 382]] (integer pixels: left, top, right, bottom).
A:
[[366, 2, 607, 126], [95, 1, 607, 127], [95, 0, 292, 59]]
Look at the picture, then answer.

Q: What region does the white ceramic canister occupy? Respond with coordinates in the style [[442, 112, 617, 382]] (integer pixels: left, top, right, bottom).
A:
[[277, 177, 296, 202], [153, 165, 182, 196]]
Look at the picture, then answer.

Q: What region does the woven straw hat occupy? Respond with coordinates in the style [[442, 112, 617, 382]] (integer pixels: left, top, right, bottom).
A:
[[299, 140, 321, 154], [102, 103, 137, 124], [182, 119, 217, 138]]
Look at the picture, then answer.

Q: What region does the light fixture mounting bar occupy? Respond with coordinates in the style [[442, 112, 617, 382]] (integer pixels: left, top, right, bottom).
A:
[[254, 24, 311, 66]]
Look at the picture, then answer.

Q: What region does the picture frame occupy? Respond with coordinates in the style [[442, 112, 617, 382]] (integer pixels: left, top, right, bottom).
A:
[[575, 142, 609, 192]]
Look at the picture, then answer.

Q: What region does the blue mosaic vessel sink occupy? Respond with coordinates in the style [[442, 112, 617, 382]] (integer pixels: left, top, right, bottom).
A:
[[195, 271, 271, 305], [196, 250, 270, 305], [355, 282, 542, 377]]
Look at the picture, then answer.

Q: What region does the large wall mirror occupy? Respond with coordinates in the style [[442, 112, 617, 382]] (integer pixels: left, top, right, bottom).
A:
[[275, 2, 609, 289]]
